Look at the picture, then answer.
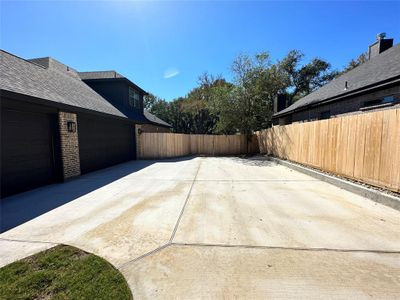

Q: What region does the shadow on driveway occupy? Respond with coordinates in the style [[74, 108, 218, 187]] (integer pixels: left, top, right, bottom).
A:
[[0, 157, 193, 233], [228, 155, 277, 167]]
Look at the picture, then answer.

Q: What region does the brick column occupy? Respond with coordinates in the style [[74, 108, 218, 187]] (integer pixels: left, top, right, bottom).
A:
[[135, 124, 142, 159], [58, 112, 81, 179]]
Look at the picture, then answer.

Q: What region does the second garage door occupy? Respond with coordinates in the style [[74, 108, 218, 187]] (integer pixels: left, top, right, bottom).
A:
[[78, 113, 136, 174]]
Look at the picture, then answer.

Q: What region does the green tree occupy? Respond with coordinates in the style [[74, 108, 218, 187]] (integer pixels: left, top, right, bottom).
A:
[[207, 80, 236, 134], [144, 93, 172, 127], [210, 52, 284, 134], [145, 50, 338, 133], [340, 52, 368, 75], [278, 50, 339, 102], [143, 93, 158, 110], [161, 73, 233, 134]]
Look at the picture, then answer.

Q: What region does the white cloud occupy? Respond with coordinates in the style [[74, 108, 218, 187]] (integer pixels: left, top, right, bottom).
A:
[[164, 67, 179, 79]]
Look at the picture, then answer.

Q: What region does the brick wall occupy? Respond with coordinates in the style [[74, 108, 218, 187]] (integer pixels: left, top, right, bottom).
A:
[[58, 112, 81, 179], [135, 124, 142, 159]]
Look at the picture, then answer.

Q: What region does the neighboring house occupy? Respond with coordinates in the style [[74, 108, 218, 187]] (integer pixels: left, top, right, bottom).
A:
[[273, 36, 400, 125], [78, 71, 172, 132], [0, 50, 169, 198]]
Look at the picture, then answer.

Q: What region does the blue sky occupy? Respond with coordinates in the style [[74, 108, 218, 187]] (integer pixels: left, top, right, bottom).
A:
[[1, 1, 399, 100]]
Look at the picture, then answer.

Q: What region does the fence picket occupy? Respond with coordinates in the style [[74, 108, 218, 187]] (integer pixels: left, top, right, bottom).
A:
[[139, 133, 259, 159]]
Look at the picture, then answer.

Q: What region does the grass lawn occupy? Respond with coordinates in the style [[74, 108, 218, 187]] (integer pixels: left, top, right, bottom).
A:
[[0, 245, 132, 300]]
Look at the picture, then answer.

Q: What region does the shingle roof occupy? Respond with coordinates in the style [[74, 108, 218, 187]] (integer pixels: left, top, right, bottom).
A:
[[1, 50, 172, 127], [274, 43, 400, 117], [0, 51, 126, 119], [144, 110, 172, 127]]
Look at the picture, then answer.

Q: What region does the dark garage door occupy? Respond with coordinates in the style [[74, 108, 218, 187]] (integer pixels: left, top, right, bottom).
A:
[[78, 113, 135, 174], [1, 109, 60, 198]]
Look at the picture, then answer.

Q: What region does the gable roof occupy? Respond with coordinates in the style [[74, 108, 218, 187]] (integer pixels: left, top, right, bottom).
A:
[[0, 50, 126, 119], [144, 110, 172, 127], [78, 71, 147, 94], [274, 43, 400, 117]]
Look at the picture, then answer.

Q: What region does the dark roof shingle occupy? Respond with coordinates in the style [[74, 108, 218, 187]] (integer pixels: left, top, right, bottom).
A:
[[274, 43, 400, 117], [1, 50, 172, 128], [144, 110, 172, 127], [0, 51, 126, 118]]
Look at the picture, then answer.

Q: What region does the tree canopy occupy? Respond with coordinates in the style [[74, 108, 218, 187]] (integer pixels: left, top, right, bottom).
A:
[[145, 49, 355, 134], [339, 52, 368, 75]]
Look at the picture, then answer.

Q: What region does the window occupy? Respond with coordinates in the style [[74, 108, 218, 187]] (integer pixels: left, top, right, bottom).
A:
[[129, 87, 141, 109], [362, 95, 396, 108], [382, 95, 395, 103]]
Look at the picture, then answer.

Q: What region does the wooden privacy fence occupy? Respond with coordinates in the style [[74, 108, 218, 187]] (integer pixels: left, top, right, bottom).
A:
[[138, 133, 259, 159], [256, 108, 400, 192]]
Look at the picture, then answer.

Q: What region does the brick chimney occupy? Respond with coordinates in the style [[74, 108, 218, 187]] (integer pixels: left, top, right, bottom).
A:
[[368, 33, 394, 60], [274, 94, 288, 113]]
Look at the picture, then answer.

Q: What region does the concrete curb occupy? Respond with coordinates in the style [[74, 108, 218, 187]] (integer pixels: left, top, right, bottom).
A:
[[269, 157, 400, 212]]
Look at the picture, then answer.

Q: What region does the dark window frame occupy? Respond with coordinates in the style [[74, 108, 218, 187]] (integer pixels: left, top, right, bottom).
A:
[[363, 95, 396, 108], [128, 87, 141, 109]]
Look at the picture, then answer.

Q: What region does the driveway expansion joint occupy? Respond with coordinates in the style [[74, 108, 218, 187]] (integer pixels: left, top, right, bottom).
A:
[[117, 243, 172, 270], [0, 237, 59, 246], [169, 159, 202, 243], [118, 239, 400, 271], [171, 242, 400, 254]]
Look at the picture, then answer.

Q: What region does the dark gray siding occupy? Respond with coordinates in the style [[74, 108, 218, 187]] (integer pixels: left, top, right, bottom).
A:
[[84, 80, 144, 115]]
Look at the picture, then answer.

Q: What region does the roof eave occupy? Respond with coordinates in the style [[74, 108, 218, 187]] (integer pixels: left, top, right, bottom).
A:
[[149, 121, 172, 128], [0, 89, 134, 122]]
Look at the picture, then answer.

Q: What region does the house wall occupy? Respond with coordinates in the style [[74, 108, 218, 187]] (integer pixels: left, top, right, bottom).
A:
[[84, 80, 144, 114], [277, 85, 400, 124], [1, 94, 138, 197]]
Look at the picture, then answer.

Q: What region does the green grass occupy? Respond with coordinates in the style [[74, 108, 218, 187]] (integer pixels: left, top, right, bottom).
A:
[[0, 245, 132, 300]]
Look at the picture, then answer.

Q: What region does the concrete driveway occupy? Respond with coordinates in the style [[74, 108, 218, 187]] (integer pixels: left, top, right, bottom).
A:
[[1, 156, 399, 299]]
